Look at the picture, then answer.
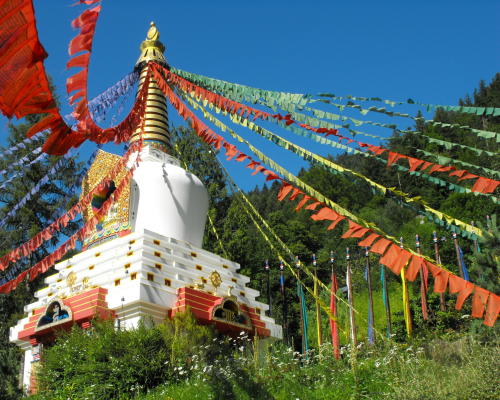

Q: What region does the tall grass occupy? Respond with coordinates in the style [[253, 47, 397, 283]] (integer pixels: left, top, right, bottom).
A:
[[30, 310, 499, 400], [137, 336, 499, 400]]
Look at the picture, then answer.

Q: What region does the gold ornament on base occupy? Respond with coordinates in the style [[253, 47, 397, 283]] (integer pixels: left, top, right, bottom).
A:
[[209, 271, 222, 295]]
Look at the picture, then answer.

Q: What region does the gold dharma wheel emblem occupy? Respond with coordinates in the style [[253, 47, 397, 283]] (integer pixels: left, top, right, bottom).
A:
[[82, 277, 90, 289], [66, 272, 77, 288], [209, 271, 222, 291]]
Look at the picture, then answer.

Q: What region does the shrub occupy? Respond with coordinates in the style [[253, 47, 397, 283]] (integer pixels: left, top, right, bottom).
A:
[[32, 310, 214, 400]]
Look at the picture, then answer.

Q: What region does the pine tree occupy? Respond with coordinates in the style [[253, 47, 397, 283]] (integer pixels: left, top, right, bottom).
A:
[[170, 126, 231, 256], [468, 215, 500, 294], [0, 118, 83, 400]]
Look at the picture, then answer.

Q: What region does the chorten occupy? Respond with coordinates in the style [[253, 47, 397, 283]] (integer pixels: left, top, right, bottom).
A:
[[9, 23, 281, 393]]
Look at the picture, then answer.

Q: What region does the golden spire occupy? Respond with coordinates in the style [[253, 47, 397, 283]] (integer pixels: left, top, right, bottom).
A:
[[130, 22, 171, 150], [135, 22, 167, 67]]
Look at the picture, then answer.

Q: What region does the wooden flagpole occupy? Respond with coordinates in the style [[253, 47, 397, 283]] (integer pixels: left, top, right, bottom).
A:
[[415, 234, 429, 321], [433, 232, 446, 311], [346, 247, 357, 346]]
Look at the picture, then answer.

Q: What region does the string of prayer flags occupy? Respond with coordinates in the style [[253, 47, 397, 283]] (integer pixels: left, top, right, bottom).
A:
[[182, 83, 484, 240], [0, 152, 47, 186], [22, 3, 150, 154], [0, 151, 74, 229], [0, 137, 143, 293], [173, 67, 500, 144], [168, 65, 499, 198], [0, 142, 140, 272], [159, 70, 370, 332], [187, 80, 488, 204], [0, 132, 45, 159], [157, 63, 499, 327], [81, 71, 139, 122]]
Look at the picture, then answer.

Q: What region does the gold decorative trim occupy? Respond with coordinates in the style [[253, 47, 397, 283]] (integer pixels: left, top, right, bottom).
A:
[[80, 150, 132, 247]]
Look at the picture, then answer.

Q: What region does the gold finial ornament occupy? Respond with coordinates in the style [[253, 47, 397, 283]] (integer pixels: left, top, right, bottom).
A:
[[146, 22, 160, 41], [130, 22, 171, 150], [135, 22, 167, 67]]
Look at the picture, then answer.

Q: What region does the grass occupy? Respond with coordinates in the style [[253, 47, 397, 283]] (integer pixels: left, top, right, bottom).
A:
[[29, 309, 499, 400], [132, 335, 499, 400]]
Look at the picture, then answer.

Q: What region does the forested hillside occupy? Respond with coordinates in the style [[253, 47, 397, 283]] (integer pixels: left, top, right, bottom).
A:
[[184, 74, 500, 345]]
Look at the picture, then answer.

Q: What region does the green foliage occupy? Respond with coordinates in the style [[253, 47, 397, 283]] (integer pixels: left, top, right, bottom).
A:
[[468, 215, 500, 294], [0, 118, 83, 400], [134, 335, 499, 400], [32, 311, 214, 400], [171, 125, 231, 256]]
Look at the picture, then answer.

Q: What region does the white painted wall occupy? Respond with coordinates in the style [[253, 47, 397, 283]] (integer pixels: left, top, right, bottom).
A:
[[22, 348, 32, 391], [130, 146, 209, 247]]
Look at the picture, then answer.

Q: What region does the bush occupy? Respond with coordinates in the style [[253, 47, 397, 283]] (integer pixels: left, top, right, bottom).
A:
[[32, 310, 214, 400]]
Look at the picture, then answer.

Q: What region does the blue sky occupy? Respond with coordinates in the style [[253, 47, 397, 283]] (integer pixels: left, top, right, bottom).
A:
[[2, 0, 499, 191]]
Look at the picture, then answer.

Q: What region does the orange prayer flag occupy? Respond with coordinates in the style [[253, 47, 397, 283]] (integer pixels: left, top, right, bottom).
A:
[[387, 152, 404, 167], [449, 169, 467, 178], [370, 238, 391, 255], [458, 172, 478, 181], [392, 249, 412, 276], [425, 261, 440, 277], [483, 294, 500, 327], [350, 227, 370, 238], [455, 282, 474, 310], [484, 179, 500, 193], [471, 287, 490, 318], [471, 177, 490, 193], [305, 201, 321, 211], [407, 157, 424, 172], [433, 270, 450, 293], [379, 244, 403, 274], [311, 207, 339, 221], [289, 188, 302, 201], [448, 275, 466, 293], [327, 217, 345, 231], [277, 184, 293, 201], [357, 233, 379, 247], [341, 221, 363, 238], [406, 256, 423, 282], [295, 195, 311, 211], [419, 161, 432, 171]]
